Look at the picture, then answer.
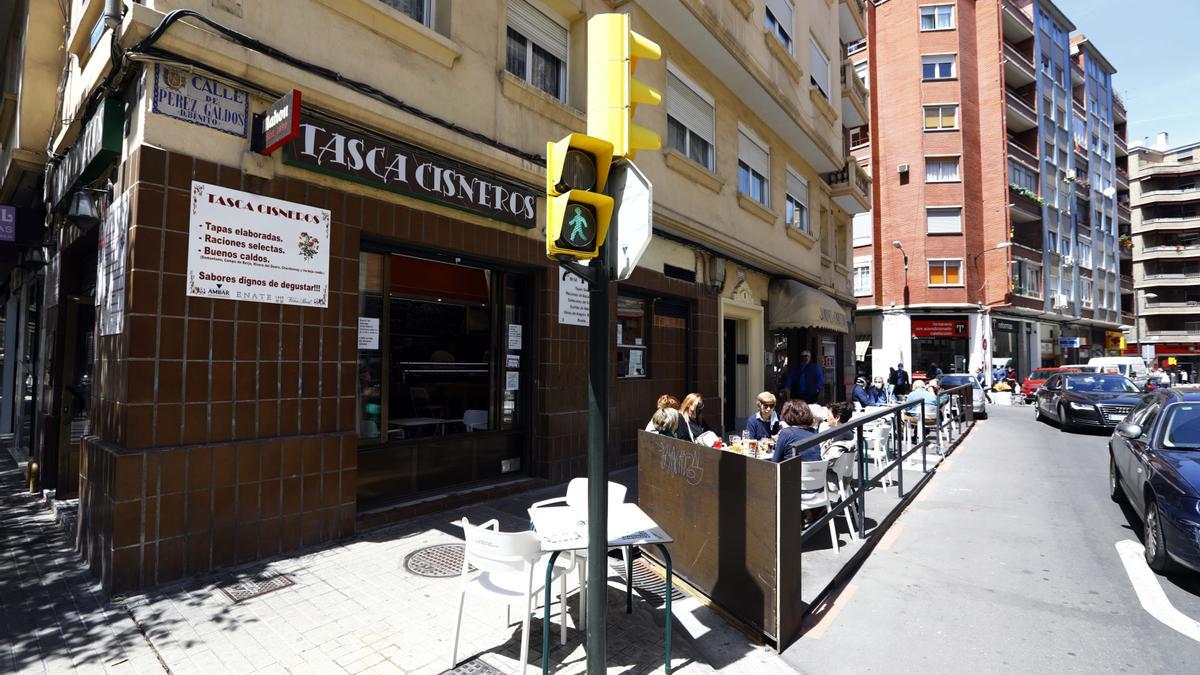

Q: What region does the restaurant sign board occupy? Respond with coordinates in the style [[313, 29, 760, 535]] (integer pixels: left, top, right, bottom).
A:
[[0, 205, 14, 242], [254, 89, 302, 155], [46, 98, 124, 212], [912, 318, 968, 338], [282, 116, 538, 229], [187, 181, 331, 307]]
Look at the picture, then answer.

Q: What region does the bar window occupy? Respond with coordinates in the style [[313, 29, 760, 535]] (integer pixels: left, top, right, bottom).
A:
[[617, 296, 647, 378], [358, 251, 385, 439]]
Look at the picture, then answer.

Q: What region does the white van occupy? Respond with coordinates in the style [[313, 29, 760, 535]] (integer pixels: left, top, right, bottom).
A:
[[1087, 357, 1149, 387]]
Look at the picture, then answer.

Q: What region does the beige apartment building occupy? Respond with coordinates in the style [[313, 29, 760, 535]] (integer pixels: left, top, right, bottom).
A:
[[1129, 132, 1200, 377], [0, 0, 867, 591]]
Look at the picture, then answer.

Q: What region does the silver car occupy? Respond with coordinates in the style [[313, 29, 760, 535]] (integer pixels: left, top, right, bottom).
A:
[[938, 374, 988, 419]]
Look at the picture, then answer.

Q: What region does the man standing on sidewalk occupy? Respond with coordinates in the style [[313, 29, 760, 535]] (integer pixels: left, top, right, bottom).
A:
[[784, 350, 824, 403]]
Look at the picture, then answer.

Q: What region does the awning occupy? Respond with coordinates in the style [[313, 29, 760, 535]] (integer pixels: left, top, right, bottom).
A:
[[768, 280, 850, 333], [855, 340, 871, 360]]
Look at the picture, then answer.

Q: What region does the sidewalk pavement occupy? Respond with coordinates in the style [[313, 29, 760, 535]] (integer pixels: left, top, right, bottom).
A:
[[1, 454, 793, 674]]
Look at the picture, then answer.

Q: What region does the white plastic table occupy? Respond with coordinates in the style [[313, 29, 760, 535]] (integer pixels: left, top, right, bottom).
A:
[[527, 503, 674, 674]]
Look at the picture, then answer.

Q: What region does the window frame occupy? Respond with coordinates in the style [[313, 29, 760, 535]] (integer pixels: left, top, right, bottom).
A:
[[926, 206, 963, 234], [921, 53, 957, 81], [665, 64, 717, 171], [379, 0, 434, 27], [505, 0, 569, 102], [923, 104, 959, 131], [616, 294, 650, 379], [927, 258, 964, 287], [785, 167, 810, 234], [766, 3, 794, 53], [925, 156, 961, 183], [919, 4, 956, 31], [809, 37, 832, 100], [849, 125, 870, 148], [738, 125, 772, 207], [853, 257, 873, 297]]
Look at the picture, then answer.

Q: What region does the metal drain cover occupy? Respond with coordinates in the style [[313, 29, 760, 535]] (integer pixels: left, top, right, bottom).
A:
[[218, 572, 294, 603], [404, 543, 472, 578], [444, 658, 505, 674]]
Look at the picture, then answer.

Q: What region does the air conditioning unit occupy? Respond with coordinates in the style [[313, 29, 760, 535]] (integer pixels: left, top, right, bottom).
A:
[[1052, 294, 1070, 310], [1062, 255, 1075, 267], [897, 163, 909, 174], [1064, 169, 1077, 182]]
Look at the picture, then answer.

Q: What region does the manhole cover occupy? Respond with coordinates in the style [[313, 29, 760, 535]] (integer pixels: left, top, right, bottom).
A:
[[218, 572, 294, 603], [404, 543, 472, 578], [444, 658, 505, 674]]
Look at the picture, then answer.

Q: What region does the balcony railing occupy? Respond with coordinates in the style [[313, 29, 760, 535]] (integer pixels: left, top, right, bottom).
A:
[[1115, 134, 1128, 156], [1005, 90, 1037, 122], [825, 160, 871, 213], [1116, 168, 1129, 188], [1008, 140, 1038, 167], [1002, 0, 1034, 34], [1145, 301, 1200, 309], [841, 59, 868, 125], [1118, 203, 1131, 222], [1144, 243, 1200, 255], [1003, 42, 1035, 80], [1113, 92, 1127, 120]]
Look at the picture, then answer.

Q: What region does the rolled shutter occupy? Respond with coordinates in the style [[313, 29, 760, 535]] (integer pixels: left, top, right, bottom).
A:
[[667, 72, 715, 145], [927, 207, 962, 234], [810, 39, 830, 96], [786, 169, 808, 205], [739, 129, 770, 177], [766, 0, 794, 35], [508, 0, 567, 62]]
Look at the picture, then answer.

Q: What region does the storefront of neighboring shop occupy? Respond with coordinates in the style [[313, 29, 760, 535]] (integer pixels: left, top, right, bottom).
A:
[[768, 280, 853, 403], [910, 316, 970, 377]]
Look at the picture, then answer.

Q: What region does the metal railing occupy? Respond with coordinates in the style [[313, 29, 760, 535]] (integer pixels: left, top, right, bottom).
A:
[[794, 384, 976, 549]]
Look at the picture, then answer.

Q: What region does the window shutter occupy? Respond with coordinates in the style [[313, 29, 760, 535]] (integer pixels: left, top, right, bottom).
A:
[[852, 212, 871, 245], [786, 169, 808, 205], [766, 0, 794, 32], [739, 129, 770, 177], [508, 0, 567, 62], [810, 39, 830, 95], [927, 207, 962, 234], [667, 72, 715, 145]]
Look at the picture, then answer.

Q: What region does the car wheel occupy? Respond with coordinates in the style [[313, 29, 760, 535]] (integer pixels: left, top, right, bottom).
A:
[[1035, 403, 1045, 422], [1058, 405, 1073, 432], [1144, 499, 1175, 573], [1109, 455, 1126, 504]]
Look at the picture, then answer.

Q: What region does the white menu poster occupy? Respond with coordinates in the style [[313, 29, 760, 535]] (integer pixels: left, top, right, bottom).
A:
[[357, 317, 380, 350], [96, 189, 130, 336], [558, 270, 589, 326], [187, 181, 330, 307]]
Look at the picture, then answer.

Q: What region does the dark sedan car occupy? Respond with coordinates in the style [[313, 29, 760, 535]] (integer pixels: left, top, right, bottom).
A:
[[1109, 387, 1200, 573], [1035, 372, 1142, 432]]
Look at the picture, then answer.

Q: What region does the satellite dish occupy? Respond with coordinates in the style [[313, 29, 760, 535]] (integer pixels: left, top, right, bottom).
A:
[[1103, 186, 1117, 198]]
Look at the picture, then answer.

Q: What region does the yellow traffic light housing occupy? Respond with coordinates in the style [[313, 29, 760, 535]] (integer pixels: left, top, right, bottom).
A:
[[545, 134, 615, 261], [587, 13, 662, 159]]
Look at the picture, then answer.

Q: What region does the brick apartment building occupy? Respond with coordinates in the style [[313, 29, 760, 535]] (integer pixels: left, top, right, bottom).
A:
[[849, 0, 1130, 382]]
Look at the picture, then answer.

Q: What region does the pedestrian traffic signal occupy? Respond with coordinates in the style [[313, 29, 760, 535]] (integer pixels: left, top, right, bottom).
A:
[[587, 13, 662, 159], [545, 133, 614, 261]]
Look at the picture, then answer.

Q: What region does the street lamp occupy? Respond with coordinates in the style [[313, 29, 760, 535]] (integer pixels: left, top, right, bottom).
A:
[[970, 242, 1012, 385], [892, 240, 908, 274], [1135, 290, 1157, 360], [971, 242, 1013, 299]]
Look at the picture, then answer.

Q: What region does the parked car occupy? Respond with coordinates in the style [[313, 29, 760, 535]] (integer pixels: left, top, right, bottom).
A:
[[1109, 386, 1200, 573], [937, 374, 987, 419], [1034, 372, 1142, 432], [1021, 366, 1080, 402], [1089, 357, 1150, 389]]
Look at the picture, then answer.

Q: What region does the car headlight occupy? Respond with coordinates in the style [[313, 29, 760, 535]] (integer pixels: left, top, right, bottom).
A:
[[1068, 402, 1095, 410]]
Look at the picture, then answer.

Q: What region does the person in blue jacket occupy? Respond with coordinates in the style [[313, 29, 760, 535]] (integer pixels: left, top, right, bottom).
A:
[[851, 377, 873, 409], [744, 392, 781, 440], [866, 376, 888, 404], [772, 400, 820, 463]]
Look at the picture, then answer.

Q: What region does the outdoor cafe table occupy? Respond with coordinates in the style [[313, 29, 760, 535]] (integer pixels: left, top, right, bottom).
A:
[[527, 502, 675, 674]]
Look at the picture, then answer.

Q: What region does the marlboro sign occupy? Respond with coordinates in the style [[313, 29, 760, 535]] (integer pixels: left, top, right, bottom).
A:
[[253, 89, 302, 155]]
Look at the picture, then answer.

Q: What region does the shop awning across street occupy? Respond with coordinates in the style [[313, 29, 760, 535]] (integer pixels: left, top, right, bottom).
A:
[[768, 279, 850, 333]]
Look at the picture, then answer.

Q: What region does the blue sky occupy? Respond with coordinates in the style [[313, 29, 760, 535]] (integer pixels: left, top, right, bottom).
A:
[[1053, 0, 1200, 148]]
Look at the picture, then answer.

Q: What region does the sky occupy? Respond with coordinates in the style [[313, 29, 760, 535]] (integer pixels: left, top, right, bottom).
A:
[[1053, 0, 1200, 148]]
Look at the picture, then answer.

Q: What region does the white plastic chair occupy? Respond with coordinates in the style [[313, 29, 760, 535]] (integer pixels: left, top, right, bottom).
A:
[[866, 423, 894, 487], [463, 409, 488, 432], [799, 459, 841, 553], [529, 478, 630, 630], [827, 450, 861, 541], [450, 518, 576, 675]]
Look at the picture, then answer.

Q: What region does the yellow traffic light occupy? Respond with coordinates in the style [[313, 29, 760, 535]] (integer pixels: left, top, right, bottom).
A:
[[545, 134, 615, 260], [587, 13, 662, 159]]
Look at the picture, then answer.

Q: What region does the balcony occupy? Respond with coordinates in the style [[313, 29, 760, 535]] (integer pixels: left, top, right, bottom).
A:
[[1008, 140, 1038, 168], [1142, 301, 1200, 315], [825, 160, 871, 214], [1138, 272, 1200, 287], [1003, 43, 1036, 88], [1005, 90, 1037, 132], [1001, 0, 1034, 41], [1114, 91, 1127, 123], [1116, 167, 1129, 190], [1118, 202, 1131, 223], [1122, 311, 1136, 326], [1136, 155, 1200, 177], [1141, 243, 1200, 260], [1071, 59, 1084, 86], [1008, 184, 1043, 222], [1115, 134, 1128, 157], [1134, 186, 1200, 207], [1121, 274, 1134, 294], [838, 0, 866, 43], [841, 60, 868, 128]]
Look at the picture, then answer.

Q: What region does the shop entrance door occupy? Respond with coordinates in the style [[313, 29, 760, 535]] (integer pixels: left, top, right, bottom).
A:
[[722, 317, 752, 435], [54, 296, 94, 492]]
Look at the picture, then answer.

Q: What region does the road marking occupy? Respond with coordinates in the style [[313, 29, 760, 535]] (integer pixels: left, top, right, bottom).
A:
[[1115, 539, 1200, 643], [806, 584, 858, 640]]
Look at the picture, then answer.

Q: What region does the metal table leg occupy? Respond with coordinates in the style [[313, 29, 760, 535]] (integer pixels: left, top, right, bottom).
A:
[[541, 550, 562, 675], [626, 546, 633, 614], [656, 544, 673, 674]]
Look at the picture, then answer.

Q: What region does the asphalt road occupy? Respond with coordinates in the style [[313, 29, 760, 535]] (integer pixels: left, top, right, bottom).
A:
[[784, 403, 1200, 673]]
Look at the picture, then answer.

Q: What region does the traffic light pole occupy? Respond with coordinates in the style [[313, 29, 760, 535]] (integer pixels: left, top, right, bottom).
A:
[[587, 235, 612, 672]]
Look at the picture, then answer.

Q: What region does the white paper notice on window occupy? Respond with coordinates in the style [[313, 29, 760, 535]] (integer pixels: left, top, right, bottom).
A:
[[357, 317, 380, 350], [506, 370, 520, 391], [506, 354, 520, 368], [558, 270, 589, 326], [628, 349, 644, 377], [507, 324, 522, 350]]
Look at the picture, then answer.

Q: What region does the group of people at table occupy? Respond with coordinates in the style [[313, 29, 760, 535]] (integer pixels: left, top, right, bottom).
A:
[[646, 376, 949, 465]]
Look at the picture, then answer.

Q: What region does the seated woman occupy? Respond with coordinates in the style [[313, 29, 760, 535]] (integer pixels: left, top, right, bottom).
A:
[[679, 393, 708, 442], [644, 394, 680, 432], [866, 377, 888, 405], [771, 400, 820, 463], [744, 392, 781, 440], [650, 407, 684, 439], [822, 402, 856, 450]]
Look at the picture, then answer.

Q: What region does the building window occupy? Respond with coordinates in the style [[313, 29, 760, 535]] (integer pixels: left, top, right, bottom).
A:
[[1012, 259, 1044, 298], [738, 127, 771, 206], [924, 104, 958, 130], [666, 68, 715, 170], [766, 0, 794, 52], [926, 156, 960, 182], [919, 4, 955, 30], [1081, 277, 1094, 308], [927, 207, 963, 234], [382, 0, 433, 25], [852, 212, 871, 246], [810, 38, 831, 100], [921, 54, 956, 80], [1078, 240, 1092, 268], [617, 296, 648, 378], [785, 168, 809, 234], [1008, 160, 1038, 192], [847, 39, 867, 55], [853, 60, 869, 87], [506, 0, 568, 101], [849, 125, 870, 148], [928, 259, 963, 286], [853, 259, 872, 296]]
